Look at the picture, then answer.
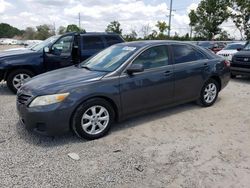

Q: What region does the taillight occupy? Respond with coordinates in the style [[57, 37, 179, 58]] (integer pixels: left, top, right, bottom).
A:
[[224, 60, 230, 67]]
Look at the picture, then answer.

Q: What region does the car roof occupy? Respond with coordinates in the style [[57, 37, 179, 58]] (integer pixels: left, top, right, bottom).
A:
[[227, 42, 246, 45], [116, 40, 195, 48], [79, 32, 121, 36]]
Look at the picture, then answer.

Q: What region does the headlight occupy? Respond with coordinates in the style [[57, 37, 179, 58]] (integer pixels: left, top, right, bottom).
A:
[[29, 93, 69, 107]]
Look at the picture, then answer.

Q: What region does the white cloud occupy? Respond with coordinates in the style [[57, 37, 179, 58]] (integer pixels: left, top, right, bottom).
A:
[[0, 0, 242, 39], [187, 3, 198, 13], [0, 0, 12, 13]]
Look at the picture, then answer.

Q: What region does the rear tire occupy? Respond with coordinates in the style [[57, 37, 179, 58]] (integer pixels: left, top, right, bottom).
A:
[[197, 79, 219, 107], [230, 74, 236, 79], [7, 69, 34, 94], [72, 98, 115, 140]]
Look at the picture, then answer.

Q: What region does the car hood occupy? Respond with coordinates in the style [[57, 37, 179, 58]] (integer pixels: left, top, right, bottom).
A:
[[0, 49, 38, 61], [234, 50, 250, 57], [20, 66, 108, 95]]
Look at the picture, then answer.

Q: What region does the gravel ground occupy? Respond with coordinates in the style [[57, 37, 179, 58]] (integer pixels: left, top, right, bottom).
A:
[[0, 78, 250, 188]]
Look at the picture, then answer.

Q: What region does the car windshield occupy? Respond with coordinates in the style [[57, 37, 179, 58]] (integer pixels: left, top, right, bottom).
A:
[[31, 35, 60, 51], [224, 43, 244, 50], [80, 45, 138, 72], [244, 43, 250, 50], [198, 42, 213, 48]]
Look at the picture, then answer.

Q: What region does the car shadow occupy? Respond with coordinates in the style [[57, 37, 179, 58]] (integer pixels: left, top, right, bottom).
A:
[[0, 82, 14, 96], [16, 101, 207, 148], [112, 102, 201, 133], [231, 76, 250, 84], [15, 121, 83, 147]]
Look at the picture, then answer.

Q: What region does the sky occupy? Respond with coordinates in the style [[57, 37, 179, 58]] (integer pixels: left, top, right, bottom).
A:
[[0, 0, 241, 38]]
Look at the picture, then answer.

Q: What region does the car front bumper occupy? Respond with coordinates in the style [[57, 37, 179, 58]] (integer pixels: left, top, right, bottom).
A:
[[16, 102, 73, 136], [231, 66, 250, 76]]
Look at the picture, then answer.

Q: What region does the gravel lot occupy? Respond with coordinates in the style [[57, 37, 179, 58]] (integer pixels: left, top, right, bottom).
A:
[[0, 77, 250, 188]]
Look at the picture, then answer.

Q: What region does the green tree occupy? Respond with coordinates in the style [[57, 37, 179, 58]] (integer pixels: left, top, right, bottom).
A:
[[123, 29, 137, 41], [22, 27, 36, 40], [155, 21, 169, 34], [66, 24, 82, 32], [0, 23, 22, 38], [35, 24, 54, 40], [105, 21, 122, 34], [188, 0, 231, 40], [58, 26, 66, 34], [140, 24, 152, 39], [229, 0, 250, 40], [217, 30, 231, 40]]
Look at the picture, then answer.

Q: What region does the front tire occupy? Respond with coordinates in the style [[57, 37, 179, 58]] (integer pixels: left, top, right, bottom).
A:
[[197, 79, 219, 107], [7, 69, 34, 94], [72, 98, 115, 140]]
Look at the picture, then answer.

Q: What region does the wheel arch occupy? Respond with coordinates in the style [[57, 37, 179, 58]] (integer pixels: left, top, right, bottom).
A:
[[70, 95, 120, 130], [209, 75, 222, 91], [4, 66, 37, 80]]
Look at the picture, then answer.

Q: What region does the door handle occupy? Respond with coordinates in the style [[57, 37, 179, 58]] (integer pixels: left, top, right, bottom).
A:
[[164, 70, 172, 76]]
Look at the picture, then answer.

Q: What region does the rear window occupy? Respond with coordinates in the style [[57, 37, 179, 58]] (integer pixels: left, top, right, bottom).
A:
[[105, 35, 122, 46], [82, 36, 104, 50], [172, 44, 208, 64]]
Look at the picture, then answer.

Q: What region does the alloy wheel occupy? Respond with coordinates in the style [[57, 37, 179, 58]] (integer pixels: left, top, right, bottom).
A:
[[81, 105, 110, 135], [204, 83, 217, 104], [12, 73, 31, 90]]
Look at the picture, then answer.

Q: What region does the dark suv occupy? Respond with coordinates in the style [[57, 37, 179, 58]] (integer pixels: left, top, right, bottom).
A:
[[0, 32, 124, 93], [231, 41, 250, 77]]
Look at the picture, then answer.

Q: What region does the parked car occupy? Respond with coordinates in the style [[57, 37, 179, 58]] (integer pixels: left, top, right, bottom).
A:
[[217, 42, 246, 61], [16, 41, 231, 140], [0, 32, 124, 93], [197, 41, 226, 53], [231, 41, 250, 77]]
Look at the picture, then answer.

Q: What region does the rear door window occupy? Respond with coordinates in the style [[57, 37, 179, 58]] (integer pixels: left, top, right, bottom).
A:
[[105, 36, 122, 46], [82, 36, 104, 50], [172, 44, 207, 64]]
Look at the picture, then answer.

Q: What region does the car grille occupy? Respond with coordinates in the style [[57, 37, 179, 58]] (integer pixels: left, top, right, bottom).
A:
[[17, 93, 32, 105], [219, 54, 230, 57], [235, 57, 250, 63]]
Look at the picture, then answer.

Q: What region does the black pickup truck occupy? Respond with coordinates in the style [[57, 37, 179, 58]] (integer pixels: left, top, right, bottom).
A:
[[0, 32, 124, 93], [231, 41, 250, 78]]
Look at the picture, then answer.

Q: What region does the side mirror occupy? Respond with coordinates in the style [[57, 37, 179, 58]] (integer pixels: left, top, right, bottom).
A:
[[237, 48, 242, 51], [127, 64, 144, 75], [44, 47, 50, 53]]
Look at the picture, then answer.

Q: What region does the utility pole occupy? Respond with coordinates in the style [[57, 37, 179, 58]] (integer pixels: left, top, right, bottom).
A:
[[78, 12, 81, 29], [53, 22, 56, 35], [168, 0, 173, 37]]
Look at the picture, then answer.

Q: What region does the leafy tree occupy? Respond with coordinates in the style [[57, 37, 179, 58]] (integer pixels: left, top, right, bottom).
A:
[[229, 0, 250, 40], [155, 21, 169, 34], [35, 24, 54, 40], [217, 30, 231, 40], [0, 23, 22, 38], [58, 26, 66, 34], [105, 21, 122, 34], [148, 30, 159, 40], [66, 24, 83, 33], [140, 24, 152, 39], [188, 0, 231, 40], [123, 29, 137, 41], [22, 27, 36, 40]]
